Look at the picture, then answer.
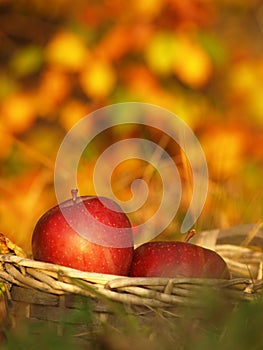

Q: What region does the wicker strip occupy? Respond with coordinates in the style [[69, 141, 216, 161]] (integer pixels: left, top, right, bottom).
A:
[[0, 254, 263, 308]]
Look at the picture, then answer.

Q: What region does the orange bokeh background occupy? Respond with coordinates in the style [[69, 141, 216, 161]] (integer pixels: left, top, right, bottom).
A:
[[0, 0, 263, 253]]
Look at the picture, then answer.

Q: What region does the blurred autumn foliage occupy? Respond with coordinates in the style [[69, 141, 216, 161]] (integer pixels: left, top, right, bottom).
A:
[[0, 0, 263, 253]]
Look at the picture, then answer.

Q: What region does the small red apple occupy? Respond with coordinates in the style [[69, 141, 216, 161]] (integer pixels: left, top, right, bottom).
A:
[[32, 190, 134, 275], [129, 241, 230, 279]]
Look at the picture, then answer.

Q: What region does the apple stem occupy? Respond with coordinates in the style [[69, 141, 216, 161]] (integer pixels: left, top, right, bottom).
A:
[[184, 229, 197, 243], [71, 188, 78, 204]]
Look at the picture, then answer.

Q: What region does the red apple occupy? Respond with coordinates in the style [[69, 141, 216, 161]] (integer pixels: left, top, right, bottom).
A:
[[129, 241, 230, 279], [32, 191, 134, 275]]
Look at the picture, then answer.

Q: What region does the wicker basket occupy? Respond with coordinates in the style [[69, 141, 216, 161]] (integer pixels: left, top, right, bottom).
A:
[[0, 223, 262, 343]]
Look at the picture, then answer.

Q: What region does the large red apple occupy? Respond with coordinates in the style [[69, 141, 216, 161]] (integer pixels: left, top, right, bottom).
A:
[[129, 241, 230, 279], [32, 191, 134, 275]]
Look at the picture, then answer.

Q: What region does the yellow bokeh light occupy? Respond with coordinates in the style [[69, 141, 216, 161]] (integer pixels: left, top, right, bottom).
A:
[[173, 36, 212, 88], [59, 99, 90, 131], [79, 60, 116, 99], [45, 31, 88, 72], [1, 92, 36, 133]]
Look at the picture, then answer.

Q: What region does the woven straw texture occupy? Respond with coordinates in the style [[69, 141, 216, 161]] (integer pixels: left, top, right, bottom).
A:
[[0, 223, 262, 337]]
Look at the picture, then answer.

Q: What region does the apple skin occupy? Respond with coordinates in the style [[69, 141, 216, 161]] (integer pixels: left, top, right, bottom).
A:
[[32, 195, 134, 275], [129, 241, 230, 279]]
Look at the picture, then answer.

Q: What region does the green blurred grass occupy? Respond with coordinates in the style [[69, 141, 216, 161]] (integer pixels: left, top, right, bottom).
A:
[[3, 290, 263, 350]]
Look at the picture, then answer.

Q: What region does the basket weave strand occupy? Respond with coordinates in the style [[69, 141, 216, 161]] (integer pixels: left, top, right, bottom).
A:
[[0, 254, 262, 308]]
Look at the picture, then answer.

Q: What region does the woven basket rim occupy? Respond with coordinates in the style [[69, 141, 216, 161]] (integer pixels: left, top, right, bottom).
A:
[[1, 252, 263, 309], [1, 223, 263, 308], [0, 252, 261, 284], [0, 253, 123, 282]]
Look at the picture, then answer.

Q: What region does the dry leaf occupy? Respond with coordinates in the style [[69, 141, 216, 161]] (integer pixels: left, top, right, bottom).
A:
[[0, 233, 28, 258]]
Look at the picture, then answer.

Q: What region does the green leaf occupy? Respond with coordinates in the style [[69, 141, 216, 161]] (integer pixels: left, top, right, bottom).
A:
[[145, 31, 177, 76], [9, 45, 44, 77]]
